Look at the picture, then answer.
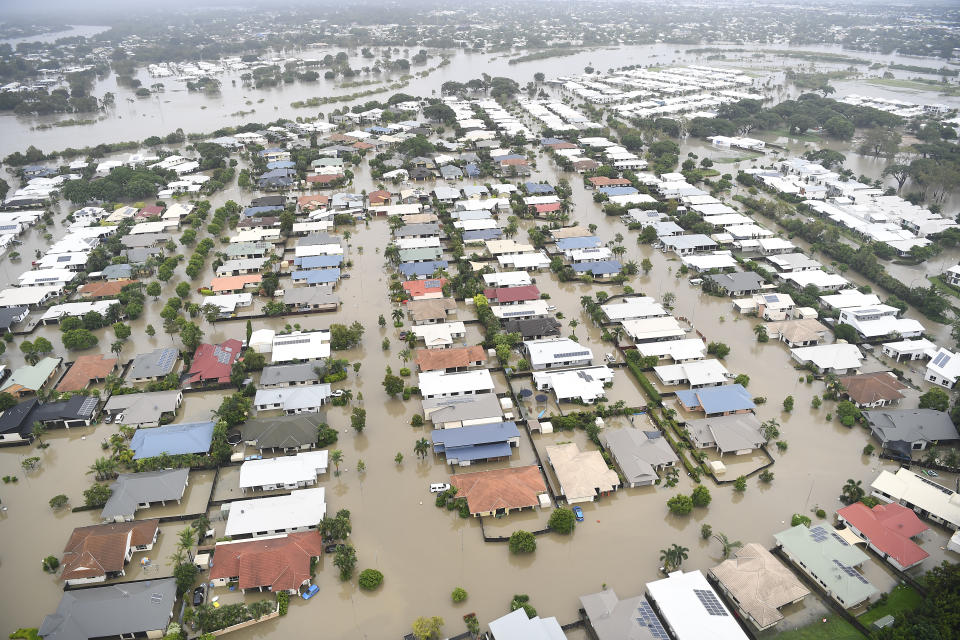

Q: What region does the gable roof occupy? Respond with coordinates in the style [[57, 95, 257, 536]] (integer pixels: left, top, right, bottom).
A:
[[775, 524, 878, 606], [601, 429, 678, 485], [78, 279, 138, 299], [102, 469, 189, 521], [483, 285, 540, 303], [837, 502, 928, 568], [127, 347, 178, 380], [129, 421, 215, 460], [103, 390, 181, 426], [1, 357, 61, 395], [415, 345, 487, 372], [240, 414, 325, 449], [61, 520, 159, 582], [210, 531, 324, 591], [188, 339, 243, 385], [259, 362, 323, 386]]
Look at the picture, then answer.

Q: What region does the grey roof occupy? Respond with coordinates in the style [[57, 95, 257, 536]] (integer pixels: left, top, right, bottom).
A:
[[260, 362, 323, 386], [687, 413, 765, 453], [100, 263, 133, 280], [104, 390, 182, 426], [39, 578, 177, 640], [216, 257, 268, 275], [101, 469, 189, 520], [422, 392, 503, 424], [121, 232, 171, 249], [0, 305, 28, 330], [394, 223, 440, 237], [297, 232, 342, 247], [580, 589, 668, 640], [601, 429, 678, 485], [864, 409, 959, 447], [240, 413, 325, 449], [123, 246, 164, 264], [224, 241, 272, 258], [706, 271, 767, 294], [282, 285, 339, 307], [502, 317, 562, 339], [662, 234, 717, 250], [127, 347, 179, 380]]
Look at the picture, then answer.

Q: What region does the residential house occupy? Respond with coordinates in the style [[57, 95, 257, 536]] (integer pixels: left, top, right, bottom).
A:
[[601, 429, 678, 487], [432, 421, 521, 466], [103, 390, 183, 427], [61, 520, 160, 585], [837, 502, 929, 571], [765, 319, 829, 347], [101, 468, 190, 522], [451, 466, 546, 517], [654, 359, 730, 388], [645, 570, 749, 640], [636, 338, 708, 363], [774, 524, 877, 608], [863, 409, 959, 456], [0, 357, 62, 398], [39, 577, 177, 640], [871, 468, 960, 530], [838, 372, 906, 408], [838, 305, 924, 339], [187, 339, 243, 386], [402, 278, 446, 300], [55, 354, 118, 392], [579, 589, 672, 640], [282, 285, 339, 311], [705, 272, 767, 297], [254, 386, 332, 414], [240, 414, 326, 453], [422, 393, 504, 429], [238, 450, 328, 493], [482, 285, 540, 305], [209, 531, 324, 594], [0, 305, 28, 333], [271, 331, 331, 364], [30, 395, 98, 429], [621, 316, 686, 344], [523, 337, 593, 370], [408, 297, 457, 324], [882, 338, 938, 362], [600, 297, 667, 323], [790, 344, 863, 375], [209, 274, 262, 294], [686, 413, 766, 455], [259, 362, 324, 388], [502, 317, 561, 340], [130, 421, 215, 460], [533, 366, 614, 404], [490, 300, 550, 320], [674, 384, 755, 416], [223, 488, 326, 538], [709, 544, 810, 631], [418, 369, 495, 399], [925, 347, 960, 389], [415, 345, 487, 372], [488, 608, 565, 640], [544, 442, 619, 503]]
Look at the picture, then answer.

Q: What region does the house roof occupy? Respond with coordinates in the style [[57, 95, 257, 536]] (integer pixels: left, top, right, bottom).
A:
[[260, 362, 323, 386], [483, 285, 540, 303], [127, 347, 178, 380], [1, 356, 61, 395], [646, 569, 748, 640], [545, 442, 619, 502], [601, 429, 678, 485], [863, 409, 959, 446], [238, 450, 328, 489], [398, 260, 447, 278], [432, 421, 519, 462], [282, 286, 339, 308], [254, 385, 332, 411], [422, 393, 503, 425], [61, 520, 159, 581], [837, 502, 929, 568], [870, 468, 960, 530], [675, 384, 755, 415], [210, 531, 324, 591], [487, 607, 565, 640], [0, 397, 38, 437], [224, 487, 326, 537], [209, 274, 262, 292], [402, 278, 447, 299], [103, 390, 181, 426], [579, 589, 669, 640], [524, 337, 593, 367], [450, 465, 545, 515], [408, 297, 456, 322], [39, 577, 177, 640], [188, 339, 243, 384], [706, 272, 767, 293], [709, 543, 810, 630], [571, 260, 622, 275], [773, 524, 877, 606], [686, 413, 765, 453], [102, 469, 189, 521], [838, 372, 906, 406], [502, 317, 561, 339], [415, 345, 487, 372], [78, 279, 138, 299], [0, 305, 27, 330], [129, 421, 215, 460], [240, 414, 326, 450]]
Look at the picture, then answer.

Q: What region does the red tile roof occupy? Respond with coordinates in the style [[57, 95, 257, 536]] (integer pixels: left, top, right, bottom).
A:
[[402, 278, 447, 299], [588, 176, 631, 187], [209, 274, 262, 292], [188, 339, 244, 384], [545, 142, 578, 150], [500, 158, 528, 166], [415, 345, 487, 372], [56, 353, 118, 392], [61, 520, 159, 582], [306, 173, 343, 184], [352, 141, 374, 150], [483, 285, 540, 304], [139, 205, 165, 216], [532, 202, 561, 214], [78, 279, 139, 299], [451, 466, 546, 515], [210, 531, 324, 592], [368, 190, 392, 206], [298, 195, 329, 212], [837, 502, 929, 568], [838, 372, 906, 406]]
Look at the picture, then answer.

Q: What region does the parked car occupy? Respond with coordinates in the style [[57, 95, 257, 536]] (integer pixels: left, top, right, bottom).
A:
[[331, 389, 345, 397], [302, 584, 320, 600], [114, 413, 124, 424], [192, 585, 206, 606], [573, 506, 584, 522], [546, 305, 557, 311], [342, 273, 351, 279], [924, 469, 939, 477], [430, 483, 451, 493], [103, 414, 113, 424], [324, 543, 346, 554]]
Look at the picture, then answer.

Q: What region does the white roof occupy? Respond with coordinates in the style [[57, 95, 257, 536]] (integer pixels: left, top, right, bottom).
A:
[[622, 316, 686, 342], [483, 271, 531, 287], [601, 297, 667, 321], [636, 338, 707, 361], [129, 220, 178, 235], [0, 285, 62, 307], [646, 570, 749, 640], [682, 254, 738, 271], [791, 344, 863, 371], [271, 331, 331, 363], [18, 269, 75, 287], [418, 369, 495, 397], [41, 300, 114, 323], [533, 366, 613, 403], [820, 290, 881, 309], [487, 609, 565, 640], [412, 322, 466, 347], [872, 468, 960, 529], [238, 450, 328, 489], [254, 385, 332, 411], [882, 338, 937, 357], [204, 293, 253, 313], [224, 488, 326, 537], [524, 337, 593, 367], [782, 271, 849, 289], [497, 252, 551, 269], [654, 359, 730, 387], [926, 347, 960, 383], [491, 300, 550, 319]]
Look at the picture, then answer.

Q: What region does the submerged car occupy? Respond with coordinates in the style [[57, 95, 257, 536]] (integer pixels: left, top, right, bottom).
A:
[[302, 584, 320, 600], [573, 506, 584, 522], [430, 483, 451, 493], [192, 585, 206, 606]]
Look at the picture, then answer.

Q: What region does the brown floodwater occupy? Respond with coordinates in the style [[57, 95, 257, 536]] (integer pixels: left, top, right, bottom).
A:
[[2, 104, 959, 639]]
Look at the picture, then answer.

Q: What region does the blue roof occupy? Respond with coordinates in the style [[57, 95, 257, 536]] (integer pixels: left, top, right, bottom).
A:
[[243, 205, 284, 217], [540, 137, 566, 145], [598, 186, 639, 196], [266, 160, 296, 170], [436, 441, 512, 462], [294, 255, 343, 269], [398, 260, 447, 277], [431, 422, 519, 461], [464, 163, 480, 178], [130, 421, 215, 460], [462, 228, 503, 241], [524, 182, 555, 194], [259, 168, 296, 179], [556, 236, 602, 250], [292, 268, 340, 284], [571, 260, 622, 275], [675, 384, 755, 415]]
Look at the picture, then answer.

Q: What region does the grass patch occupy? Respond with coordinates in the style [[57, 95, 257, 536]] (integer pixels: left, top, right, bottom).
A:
[[764, 128, 823, 142], [927, 275, 960, 300], [859, 584, 923, 627], [863, 78, 944, 92], [770, 616, 862, 640]]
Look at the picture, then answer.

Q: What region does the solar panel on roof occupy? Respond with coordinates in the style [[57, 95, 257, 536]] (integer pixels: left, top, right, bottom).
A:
[[693, 589, 729, 617], [932, 352, 948, 367], [636, 601, 670, 639], [79, 396, 98, 416], [833, 559, 870, 584], [831, 532, 849, 546]]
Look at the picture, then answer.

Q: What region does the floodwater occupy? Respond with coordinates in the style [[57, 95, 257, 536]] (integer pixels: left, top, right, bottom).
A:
[[2, 135, 958, 638]]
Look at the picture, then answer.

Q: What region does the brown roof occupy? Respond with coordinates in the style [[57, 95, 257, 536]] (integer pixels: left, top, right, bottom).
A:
[[306, 173, 343, 184], [500, 158, 528, 166], [56, 353, 118, 392], [451, 466, 546, 514], [838, 371, 907, 406], [408, 297, 456, 322], [61, 520, 159, 582], [368, 190, 391, 205], [415, 345, 487, 372], [298, 195, 329, 211], [78, 279, 139, 299], [550, 225, 592, 240], [209, 531, 324, 592], [209, 274, 262, 292], [588, 176, 631, 187]]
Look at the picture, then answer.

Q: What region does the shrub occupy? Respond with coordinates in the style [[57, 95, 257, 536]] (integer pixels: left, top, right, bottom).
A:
[[667, 494, 694, 515], [759, 469, 774, 483], [277, 591, 289, 615], [42, 555, 59, 572], [816, 508, 827, 519], [734, 476, 747, 492], [700, 523, 713, 539], [782, 396, 794, 412], [451, 587, 468, 603], [791, 513, 812, 527], [49, 494, 69, 509], [509, 530, 536, 554], [691, 484, 711, 507], [863, 443, 875, 455], [410, 414, 424, 427], [83, 483, 112, 507], [548, 507, 576, 534], [173, 562, 198, 597], [358, 568, 384, 591]]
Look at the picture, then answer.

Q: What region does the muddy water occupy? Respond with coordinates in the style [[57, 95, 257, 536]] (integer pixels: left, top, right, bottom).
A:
[[3, 108, 960, 637]]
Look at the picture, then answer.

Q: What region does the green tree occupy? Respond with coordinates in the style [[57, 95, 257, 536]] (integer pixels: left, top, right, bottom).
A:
[[782, 395, 794, 412], [667, 494, 694, 515], [754, 324, 769, 342], [451, 587, 468, 603], [640, 257, 653, 274], [713, 532, 743, 559], [548, 507, 576, 534], [734, 476, 747, 492], [395, 452, 404, 465], [414, 437, 430, 459], [383, 373, 404, 397], [509, 530, 536, 554], [659, 543, 689, 572], [358, 568, 383, 590], [351, 407, 367, 433], [62, 329, 98, 350], [918, 387, 950, 412], [49, 494, 69, 509], [841, 478, 865, 504], [333, 544, 357, 581], [113, 322, 132, 341], [30, 421, 47, 444], [411, 616, 445, 640], [175, 281, 191, 300], [173, 562, 198, 597], [691, 484, 712, 507], [330, 449, 344, 475], [146, 281, 162, 298], [83, 483, 112, 507], [179, 321, 204, 353]]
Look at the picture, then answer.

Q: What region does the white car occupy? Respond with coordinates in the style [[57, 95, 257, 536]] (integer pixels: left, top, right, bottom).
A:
[[430, 483, 451, 493], [331, 390, 345, 397]]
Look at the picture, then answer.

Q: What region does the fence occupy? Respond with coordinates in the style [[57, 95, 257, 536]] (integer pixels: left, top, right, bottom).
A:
[[209, 609, 280, 637]]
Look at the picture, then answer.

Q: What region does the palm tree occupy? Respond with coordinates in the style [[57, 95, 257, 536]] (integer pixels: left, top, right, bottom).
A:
[[399, 348, 411, 366], [713, 533, 743, 559], [580, 295, 593, 309], [753, 324, 768, 342], [568, 319, 579, 337], [168, 548, 186, 567], [842, 478, 864, 504], [668, 543, 689, 571], [177, 525, 196, 552], [330, 449, 344, 475], [612, 245, 626, 259], [761, 418, 780, 443], [414, 437, 430, 459], [391, 308, 404, 323], [111, 340, 125, 358], [610, 326, 624, 348], [87, 457, 118, 481], [31, 421, 47, 444], [662, 292, 676, 307]]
